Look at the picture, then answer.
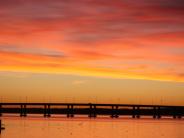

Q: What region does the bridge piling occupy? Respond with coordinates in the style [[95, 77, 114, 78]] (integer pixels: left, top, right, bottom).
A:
[[47, 104, 51, 117], [0, 119, 1, 134], [20, 104, 23, 117], [67, 105, 74, 118], [153, 107, 156, 119], [115, 106, 119, 118], [178, 108, 182, 119], [67, 105, 70, 118], [132, 106, 135, 118], [43, 104, 51, 117], [44, 105, 47, 117], [23, 105, 27, 117], [89, 104, 92, 118], [89, 105, 96, 118], [111, 106, 115, 118], [93, 105, 97, 118], [136, 106, 140, 118], [0, 104, 2, 117], [172, 107, 176, 119], [157, 107, 161, 119], [70, 105, 74, 117]]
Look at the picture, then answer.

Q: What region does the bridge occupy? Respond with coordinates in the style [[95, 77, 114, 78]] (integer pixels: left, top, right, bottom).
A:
[[0, 103, 183, 119]]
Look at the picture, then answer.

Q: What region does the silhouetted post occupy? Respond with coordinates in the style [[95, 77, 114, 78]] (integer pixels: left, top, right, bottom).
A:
[[178, 115, 182, 119], [0, 119, 1, 134], [66, 104, 74, 118], [47, 104, 51, 117], [20, 104, 23, 117], [67, 105, 70, 118], [70, 105, 74, 117], [136, 106, 140, 118], [89, 104, 96, 118], [89, 104, 92, 118], [44, 104, 47, 117], [177, 107, 182, 119], [115, 105, 119, 118], [153, 107, 156, 119], [91, 105, 96, 118], [173, 107, 176, 119], [0, 104, 2, 117], [111, 106, 115, 118], [132, 106, 135, 118], [89, 105, 96, 118], [157, 107, 161, 119], [23, 105, 27, 117]]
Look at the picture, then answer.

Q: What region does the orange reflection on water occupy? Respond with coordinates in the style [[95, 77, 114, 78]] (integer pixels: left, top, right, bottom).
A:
[[1, 117, 184, 138]]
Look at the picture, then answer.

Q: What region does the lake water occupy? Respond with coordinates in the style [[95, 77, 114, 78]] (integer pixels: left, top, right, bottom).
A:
[[0, 116, 184, 138]]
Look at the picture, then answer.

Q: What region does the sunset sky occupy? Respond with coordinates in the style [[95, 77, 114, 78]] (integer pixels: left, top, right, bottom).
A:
[[0, 0, 184, 105]]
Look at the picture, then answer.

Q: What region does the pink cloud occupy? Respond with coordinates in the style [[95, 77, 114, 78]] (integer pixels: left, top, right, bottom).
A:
[[0, 0, 183, 81]]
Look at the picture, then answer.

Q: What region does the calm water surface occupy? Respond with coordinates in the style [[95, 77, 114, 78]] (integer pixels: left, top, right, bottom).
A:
[[0, 116, 184, 138]]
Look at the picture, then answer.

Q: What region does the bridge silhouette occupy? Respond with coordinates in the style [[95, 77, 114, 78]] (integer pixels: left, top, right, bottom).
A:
[[0, 103, 183, 119]]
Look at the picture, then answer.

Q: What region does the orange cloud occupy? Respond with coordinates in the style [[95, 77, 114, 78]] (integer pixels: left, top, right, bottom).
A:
[[0, 0, 183, 82]]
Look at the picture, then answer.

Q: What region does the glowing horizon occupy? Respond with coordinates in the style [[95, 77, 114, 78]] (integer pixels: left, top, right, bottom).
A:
[[0, 0, 184, 105]]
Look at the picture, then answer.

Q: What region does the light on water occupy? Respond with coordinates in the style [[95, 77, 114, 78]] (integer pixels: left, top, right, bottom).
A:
[[0, 117, 183, 138]]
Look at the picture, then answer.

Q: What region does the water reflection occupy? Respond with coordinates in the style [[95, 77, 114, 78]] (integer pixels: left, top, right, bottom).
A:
[[0, 117, 183, 138]]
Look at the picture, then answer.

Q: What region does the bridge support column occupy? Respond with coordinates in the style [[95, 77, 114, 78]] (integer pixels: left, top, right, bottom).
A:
[[89, 104, 92, 118], [93, 105, 96, 118], [67, 105, 74, 118], [153, 107, 156, 119], [0, 104, 2, 117], [115, 106, 119, 118], [70, 105, 74, 117], [177, 108, 181, 119], [157, 107, 161, 119], [44, 105, 51, 117], [178, 108, 182, 119], [20, 104, 23, 117], [136, 106, 140, 118], [89, 105, 96, 118], [67, 105, 70, 118], [47, 105, 51, 117], [177, 115, 182, 119], [44, 105, 47, 117], [132, 106, 135, 118], [23, 105, 27, 117], [0, 119, 1, 134], [173, 107, 176, 119], [110, 105, 119, 118], [111, 106, 115, 118]]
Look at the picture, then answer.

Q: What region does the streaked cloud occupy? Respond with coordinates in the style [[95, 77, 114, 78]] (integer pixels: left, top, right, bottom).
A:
[[0, 45, 64, 57], [0, 0, 183, 82]]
